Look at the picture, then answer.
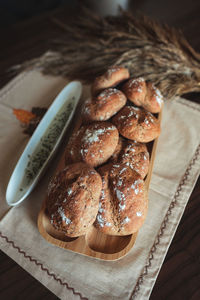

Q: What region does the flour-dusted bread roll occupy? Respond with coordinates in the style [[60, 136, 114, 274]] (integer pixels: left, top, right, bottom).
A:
[[110, 138, 149, 178], [94, 163, 148, 235], [122, 77, 147, 106], [47, 162, 102, 237], [82, 88, 127, 122], [112, 106, 160, 142], [122, 77, 163, 113], [65, 122, 119, 167], [92, 66, 130, 96]]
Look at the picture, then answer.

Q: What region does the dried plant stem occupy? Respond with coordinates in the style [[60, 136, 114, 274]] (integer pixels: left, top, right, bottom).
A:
[[15, 7, 200, 99]]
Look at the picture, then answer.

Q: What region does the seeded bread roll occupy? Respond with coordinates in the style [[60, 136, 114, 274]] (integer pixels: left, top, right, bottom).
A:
[[94, 163, 148, 235], [122, 77, 163, 113], [47, 162, 102, 237], [112, 106, 160, 142], [122, 77, 147, 106], [92, 66, 130, 96], [82, 88, 127, 122], [110, 138, 149, 178], [65, 122, 119, 167]]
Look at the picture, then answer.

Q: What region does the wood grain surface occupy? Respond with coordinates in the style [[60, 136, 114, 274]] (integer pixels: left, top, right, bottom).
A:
[[0, 1, 200, 299]]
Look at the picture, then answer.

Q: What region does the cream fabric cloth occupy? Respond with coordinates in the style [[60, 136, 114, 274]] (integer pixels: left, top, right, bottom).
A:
[[0, 71, 200, 300]]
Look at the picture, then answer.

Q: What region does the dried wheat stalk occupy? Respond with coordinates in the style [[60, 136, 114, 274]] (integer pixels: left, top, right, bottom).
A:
[[16, 7, 200, 99]]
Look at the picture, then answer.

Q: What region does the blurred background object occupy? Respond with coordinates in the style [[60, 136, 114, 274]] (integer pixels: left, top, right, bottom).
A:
[[0, 0, 77, 26], [82, 0, 129, 16], [1, 0, 200, 39], [0, 0, 131, 26]]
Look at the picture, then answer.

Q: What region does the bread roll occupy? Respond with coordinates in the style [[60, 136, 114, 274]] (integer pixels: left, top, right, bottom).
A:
[[112, 106, 160, 142], [82, 88, 126, 122], [122, 77, 163, 113], [65, 122, 119, 167], [122, 77, 147, 106], [47, 162, 102, 237], [92, 66, 130, 96], [94, 163, 148, 235]]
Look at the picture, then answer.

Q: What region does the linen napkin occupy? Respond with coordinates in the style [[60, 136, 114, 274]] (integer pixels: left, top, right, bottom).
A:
[[0, 71, 200, 300]]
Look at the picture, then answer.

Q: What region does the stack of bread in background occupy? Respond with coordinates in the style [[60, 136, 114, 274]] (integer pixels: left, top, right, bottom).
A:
[[46, 66, 163, 237]]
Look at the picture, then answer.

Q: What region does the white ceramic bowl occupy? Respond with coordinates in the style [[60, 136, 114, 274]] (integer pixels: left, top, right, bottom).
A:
[[6, 81, 82, 206]]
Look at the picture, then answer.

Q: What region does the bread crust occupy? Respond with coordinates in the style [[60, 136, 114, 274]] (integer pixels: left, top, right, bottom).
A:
[[82, 88, 127, 122], [65, 121, 119, 167], [122, 77, 147, 106], [122, 77, 163, 113], [94, 163, 148, 235], [92, 66, 130, 96], [110, 138, 149, 178], [47, 163, 102, 237], [112, 106, 160, 142]]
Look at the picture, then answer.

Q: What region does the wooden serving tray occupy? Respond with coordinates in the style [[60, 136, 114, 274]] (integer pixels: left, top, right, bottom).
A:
[[38, 108, 162, 261]]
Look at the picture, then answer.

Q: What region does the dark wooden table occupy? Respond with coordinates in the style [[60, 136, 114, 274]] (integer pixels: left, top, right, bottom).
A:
[[1, 2, 200, 299]]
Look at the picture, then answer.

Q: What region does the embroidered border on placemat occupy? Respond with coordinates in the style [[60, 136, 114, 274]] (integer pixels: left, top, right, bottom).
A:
[[0, 232, 88, 300], [130, 143, 200, 299]]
